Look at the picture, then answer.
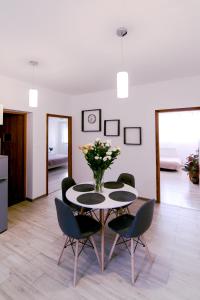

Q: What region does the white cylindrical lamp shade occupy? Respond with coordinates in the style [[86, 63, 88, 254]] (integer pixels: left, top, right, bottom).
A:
[[117, 71, 129, 98], [0, 104, 3, 125], [29, 89, 38, 107]]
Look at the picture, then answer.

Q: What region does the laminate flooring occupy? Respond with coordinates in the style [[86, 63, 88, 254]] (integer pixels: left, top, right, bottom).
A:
[[48, 167, 68, 194], [160, 169, 200, 210], [0, 191, 199, 300]]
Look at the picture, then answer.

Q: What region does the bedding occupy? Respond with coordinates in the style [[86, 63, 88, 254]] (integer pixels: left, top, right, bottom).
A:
[[160, 157, 182, 170], [48, 153, 68, 169], [160, 148, 182, 171]]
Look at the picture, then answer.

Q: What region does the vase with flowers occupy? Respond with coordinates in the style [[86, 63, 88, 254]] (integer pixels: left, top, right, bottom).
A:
[[79, 138, 121, 192], [184, 149, 199, 184]]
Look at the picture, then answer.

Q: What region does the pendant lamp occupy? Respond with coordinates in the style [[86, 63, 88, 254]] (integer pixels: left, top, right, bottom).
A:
[[29, 61, 38, 108], [116, 27, 128, 99]]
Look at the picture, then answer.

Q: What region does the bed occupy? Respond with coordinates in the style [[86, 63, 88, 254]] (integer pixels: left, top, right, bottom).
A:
[[48, 153, 68, 169], [160, 148, 182, 171]]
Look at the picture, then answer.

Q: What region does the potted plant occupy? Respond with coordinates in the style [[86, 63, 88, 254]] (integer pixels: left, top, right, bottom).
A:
[[184, 149, 199, 184]]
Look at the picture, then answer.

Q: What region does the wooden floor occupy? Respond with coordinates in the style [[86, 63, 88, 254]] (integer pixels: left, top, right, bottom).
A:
[[0, 191, 200, 299]]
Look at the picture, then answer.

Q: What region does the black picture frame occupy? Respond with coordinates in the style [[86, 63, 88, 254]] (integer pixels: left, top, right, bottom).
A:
[[104, 119, 120, 136], [81, 109, 102, 132], [124, 127, 142, 145]]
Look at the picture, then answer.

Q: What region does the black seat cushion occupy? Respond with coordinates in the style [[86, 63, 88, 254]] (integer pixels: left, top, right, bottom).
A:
[[108, 214, 135, 235], [76, 215, 101, 238]]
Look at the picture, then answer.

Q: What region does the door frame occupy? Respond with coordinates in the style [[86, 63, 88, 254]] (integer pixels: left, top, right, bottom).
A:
[[46, 114, 72, 195], [3, 109, 27, 200], [155, 106, 200, 203]]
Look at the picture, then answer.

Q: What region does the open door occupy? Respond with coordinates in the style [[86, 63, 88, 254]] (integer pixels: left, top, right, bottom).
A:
[[0, 112, 26, 206], [46, 114, 72, 194], [155, 106, 200, 208]]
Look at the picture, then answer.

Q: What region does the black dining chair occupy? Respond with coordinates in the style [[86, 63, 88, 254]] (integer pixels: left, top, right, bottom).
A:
[[117, 173, 135, 188], [104, 173, 135, 223], [62, 177, 92, 215], [108, 199, 155, 284], [55, 198, 101, 286]]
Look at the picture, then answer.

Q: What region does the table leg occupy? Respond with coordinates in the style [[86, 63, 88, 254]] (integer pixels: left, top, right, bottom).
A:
[[99, 209, 105, 272]]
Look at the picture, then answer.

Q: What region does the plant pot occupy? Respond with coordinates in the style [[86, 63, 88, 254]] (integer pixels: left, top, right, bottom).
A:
[[189, 171, 199, 184]]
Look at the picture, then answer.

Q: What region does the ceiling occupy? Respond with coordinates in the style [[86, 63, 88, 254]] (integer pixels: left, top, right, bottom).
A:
[[0, 0, 200, 94]]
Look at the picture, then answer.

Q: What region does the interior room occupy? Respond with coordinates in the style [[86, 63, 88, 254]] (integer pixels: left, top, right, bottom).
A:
[[0, 1, 200, 299], [159, 110, 200, 209], [48, 116, 69, 194]]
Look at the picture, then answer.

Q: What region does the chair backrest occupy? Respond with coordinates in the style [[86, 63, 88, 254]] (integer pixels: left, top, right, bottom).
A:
[[125, 199, 155, 238], [55, 198, 81, 239], [62, 177, 76, 205], [117, 173, 135, 188]]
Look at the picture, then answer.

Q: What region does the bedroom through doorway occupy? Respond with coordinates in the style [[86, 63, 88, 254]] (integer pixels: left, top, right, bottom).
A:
[[46, 114, 72, 194], [156, 107, 200, 210]]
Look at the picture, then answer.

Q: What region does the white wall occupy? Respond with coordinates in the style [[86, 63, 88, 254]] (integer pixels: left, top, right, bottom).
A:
[[1, 73, 200, 200], [70, 76, 200, 199], [0, 74, 72, 199]]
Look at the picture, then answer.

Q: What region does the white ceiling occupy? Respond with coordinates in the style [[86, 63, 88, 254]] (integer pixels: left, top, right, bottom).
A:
[[0, 0, 200, 94]]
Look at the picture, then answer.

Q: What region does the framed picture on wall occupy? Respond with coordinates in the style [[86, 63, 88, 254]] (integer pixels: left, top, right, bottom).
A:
[[104, 119, 120, 136], [124, 127, 142, 145], [81, 109, 102, 132]]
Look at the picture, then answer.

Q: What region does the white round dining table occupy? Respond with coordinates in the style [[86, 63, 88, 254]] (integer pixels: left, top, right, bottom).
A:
[[66, 182, 138, 271]]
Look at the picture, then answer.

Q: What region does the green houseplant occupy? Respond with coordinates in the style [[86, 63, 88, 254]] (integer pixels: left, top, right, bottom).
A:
[[184, 149, 199, 184], [79, 138, 120, 192]]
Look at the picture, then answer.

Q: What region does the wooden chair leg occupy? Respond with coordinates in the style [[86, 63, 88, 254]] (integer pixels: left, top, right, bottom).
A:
[[127, 207, 131, 214], [91, 210, 99, 221], [141, 235, 152, 262], [73, 240, 79, 287], [90, 236, 100, 267], [131, 238, 135, 284], [80, 208, 84, 215], [108, 234, 119, 261], [116, 209, 120, 216], [104, 209, 111, 224], [58, 236, 68, 265]]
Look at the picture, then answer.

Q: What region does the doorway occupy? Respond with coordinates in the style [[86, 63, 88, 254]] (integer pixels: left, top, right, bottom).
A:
[[0, 111, 26, 206], [155, 107, 200, 209], [46, 114, 72, 194]]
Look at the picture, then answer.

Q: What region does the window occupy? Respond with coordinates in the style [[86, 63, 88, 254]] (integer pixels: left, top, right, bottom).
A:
[[61, 122, 68, 144]]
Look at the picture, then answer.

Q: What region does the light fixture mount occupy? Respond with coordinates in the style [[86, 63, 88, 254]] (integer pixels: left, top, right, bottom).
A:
[[116, 27, 128, 38], [29, 60, 38, 67]]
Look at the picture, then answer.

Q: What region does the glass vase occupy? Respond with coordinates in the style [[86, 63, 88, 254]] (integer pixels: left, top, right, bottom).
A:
[[93, 169, 104, 193]]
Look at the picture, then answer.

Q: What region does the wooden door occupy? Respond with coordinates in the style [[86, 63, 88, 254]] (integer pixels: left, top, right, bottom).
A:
[[0, 113, 26, 206]]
